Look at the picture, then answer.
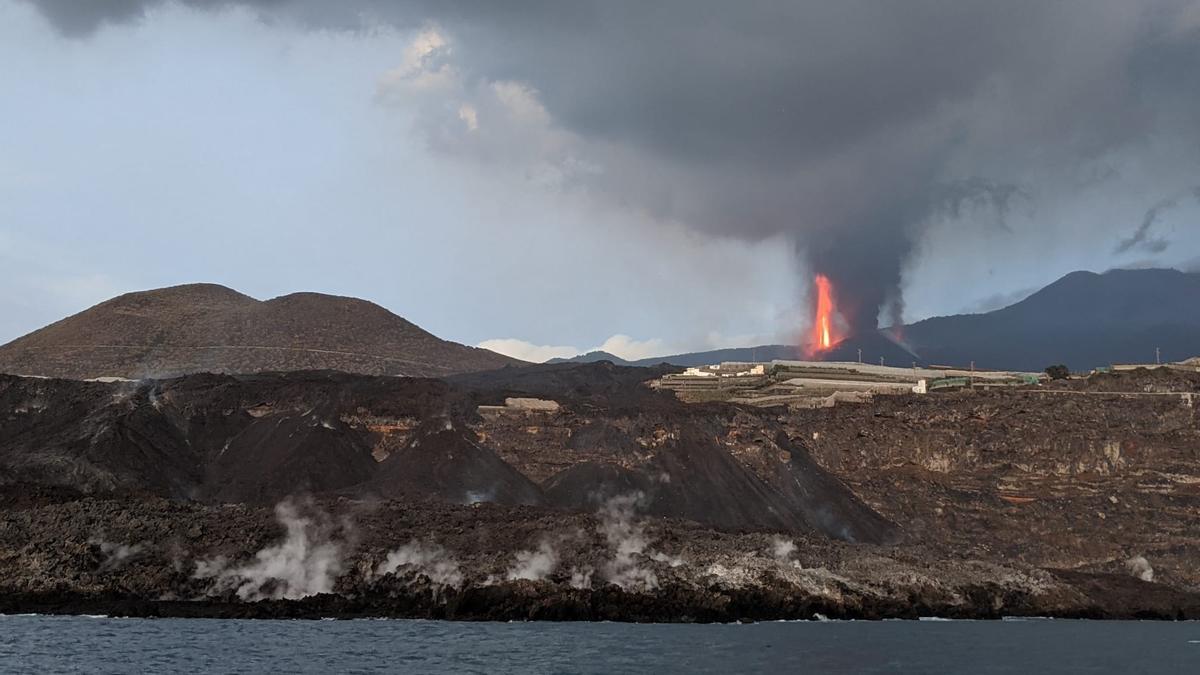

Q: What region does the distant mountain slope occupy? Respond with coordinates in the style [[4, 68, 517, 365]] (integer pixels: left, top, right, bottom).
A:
[[0, 283, 523, 379], [548, 345, 792, 368], [905, 268, 1200, 371], [546, 350, 632, 365], [631, 344, 802, 367], [550, 268, 1200, 372], [617, 333, 919, 369]]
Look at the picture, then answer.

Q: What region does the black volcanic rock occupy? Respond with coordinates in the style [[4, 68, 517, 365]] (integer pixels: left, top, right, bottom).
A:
[[8, 495, 1200, 621], [543, 424, 896, 544], [4, 492, 1200, 622], [4, 366, 1200, 621], [368, 422, 545, 506], [447, 361, 679, 413], [0, 372, 448, 502], [0, 366, 893, 541]]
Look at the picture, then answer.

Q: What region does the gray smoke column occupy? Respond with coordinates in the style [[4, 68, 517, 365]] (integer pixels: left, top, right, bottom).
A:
[[25, 0, 1200, 330]]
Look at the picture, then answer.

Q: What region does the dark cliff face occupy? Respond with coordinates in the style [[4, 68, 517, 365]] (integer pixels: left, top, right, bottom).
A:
[[0, 364, 896, 544]]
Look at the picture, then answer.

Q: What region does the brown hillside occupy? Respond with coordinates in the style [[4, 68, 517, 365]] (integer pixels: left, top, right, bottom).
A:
[[0, 283, 522, 379]]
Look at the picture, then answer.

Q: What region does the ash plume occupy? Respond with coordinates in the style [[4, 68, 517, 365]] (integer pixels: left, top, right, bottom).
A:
[[1115, 187, 1200, 255], [194, 499, 347, 601], [23, 0, 1200, 330]]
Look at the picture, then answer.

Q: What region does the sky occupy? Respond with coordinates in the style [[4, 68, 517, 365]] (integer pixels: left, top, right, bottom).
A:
[[2, 1, 1198, 362]]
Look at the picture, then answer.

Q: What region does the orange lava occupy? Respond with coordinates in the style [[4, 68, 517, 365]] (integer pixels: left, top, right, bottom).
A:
[[808, 274, 843, 355]]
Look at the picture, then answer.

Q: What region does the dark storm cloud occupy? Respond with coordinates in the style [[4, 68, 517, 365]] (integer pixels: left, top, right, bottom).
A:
[[24, 0, 1200, 329], [22, 0, 148, 35]]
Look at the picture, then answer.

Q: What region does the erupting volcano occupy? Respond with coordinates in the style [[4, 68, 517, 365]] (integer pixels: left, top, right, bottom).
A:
[[807, 274, 844, 356]]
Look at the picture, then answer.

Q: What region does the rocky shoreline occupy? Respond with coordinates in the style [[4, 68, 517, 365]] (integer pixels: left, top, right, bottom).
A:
[[3, 365, 1198, 622], [6, 575, 1199, 622], [3, 494, 1198, 623]]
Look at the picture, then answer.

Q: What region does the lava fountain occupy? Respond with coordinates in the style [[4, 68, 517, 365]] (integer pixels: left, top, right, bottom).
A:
[[807, 274, 844, 356]]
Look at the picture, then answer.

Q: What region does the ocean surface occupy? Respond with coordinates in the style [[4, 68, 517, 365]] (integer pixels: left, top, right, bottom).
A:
[[2, 615, 1198, 673]]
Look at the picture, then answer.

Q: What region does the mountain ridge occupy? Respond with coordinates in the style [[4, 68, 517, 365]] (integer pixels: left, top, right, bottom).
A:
[[902, 268, 1200, 371], [551, 268, 1200, 371], [0, 283, 523, 380]]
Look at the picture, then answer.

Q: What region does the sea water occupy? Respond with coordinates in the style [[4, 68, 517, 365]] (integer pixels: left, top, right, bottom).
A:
[[2, 615, 1198, 673]]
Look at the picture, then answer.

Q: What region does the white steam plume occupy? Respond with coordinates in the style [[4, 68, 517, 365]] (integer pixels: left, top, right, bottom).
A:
[[193, 556, 228, 580], [377, 540, 464, 589], [507, 540, 558, 581], [194, 500, 346, 601], [598, 492, 660, 591], [569, 567, 594, 590], [1126, 555, 1154, 582], [91, 539, 144, 571], [771, 536, 797, 564], [650, 551, 685, 568]]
